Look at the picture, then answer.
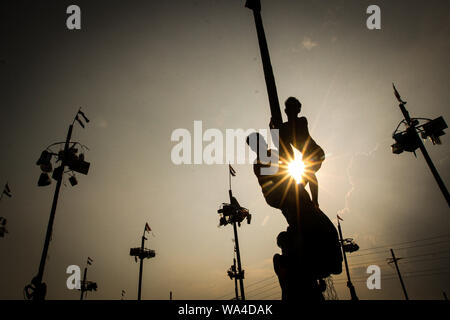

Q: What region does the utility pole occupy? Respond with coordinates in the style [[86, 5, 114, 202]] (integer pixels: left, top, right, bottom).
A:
[[233, 258, 239, 300], [227, 255, 240, 300], [337, 217, 358, 301], [129, 223, 155, 301], [25, 109, 91, 300], [0, 182, 12, 202], [80, 266, 87, 300], [392, 84, 449, 207], [80, 257, 94, 300], [229, 190, 245, 300], [218, 165, 250, 300], [0, 183, 12, 238], [34, 124, 73, 300], [389, 248, 409, 300], [138, 232, 145, 300]]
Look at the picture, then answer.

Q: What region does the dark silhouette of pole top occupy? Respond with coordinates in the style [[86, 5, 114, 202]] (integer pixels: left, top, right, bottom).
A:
[[245, 0, 261, 12], [390, 84, 449, 207], [245, 0, 283, 128]]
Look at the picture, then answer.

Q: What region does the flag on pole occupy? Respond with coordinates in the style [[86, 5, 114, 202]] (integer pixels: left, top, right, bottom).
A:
[[78, 110, 90, 123], [145, 222, 155, 237], [76, 116, 85, 128], [229, 164, 236, 177], [2, 183, 12, 198], [75, 110, 90, 128], [337, 215, 343, 221], [392, 83, 406, 104], [87, 257, 93, 265]]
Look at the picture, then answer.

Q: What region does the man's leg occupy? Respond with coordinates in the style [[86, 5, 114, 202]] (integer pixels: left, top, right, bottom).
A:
[[309, 173, 319, 207]]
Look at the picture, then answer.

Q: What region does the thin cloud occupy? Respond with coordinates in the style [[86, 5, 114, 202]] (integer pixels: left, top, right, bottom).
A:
[[98, 119, 108, 128], [337, 144, 380, 219], [301, 37, 319, 51]]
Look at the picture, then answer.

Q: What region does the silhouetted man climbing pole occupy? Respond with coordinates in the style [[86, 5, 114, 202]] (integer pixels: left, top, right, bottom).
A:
[[246, 133, 342, 301], [277, 97, 325, 207], [245, 0, 325, 207], [245, 0, 343, 302]]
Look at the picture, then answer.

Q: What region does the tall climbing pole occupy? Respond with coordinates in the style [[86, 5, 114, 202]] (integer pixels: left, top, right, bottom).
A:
[[245, 0, 283, 129]]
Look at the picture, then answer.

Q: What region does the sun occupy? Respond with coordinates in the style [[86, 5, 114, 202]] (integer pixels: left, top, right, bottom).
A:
[[287, 145, 305, 184]]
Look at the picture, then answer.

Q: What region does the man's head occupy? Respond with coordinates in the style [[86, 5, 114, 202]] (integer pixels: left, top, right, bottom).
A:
[[284, 97, 302, 119]]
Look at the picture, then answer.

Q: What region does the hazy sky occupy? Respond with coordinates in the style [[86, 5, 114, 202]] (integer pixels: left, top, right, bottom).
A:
[[1, 0, 449, 300]]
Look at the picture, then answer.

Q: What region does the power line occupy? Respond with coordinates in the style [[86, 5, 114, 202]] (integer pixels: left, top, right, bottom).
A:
[[334, 266, 450, 284], [348, 258, 390, 267], [214, 289, 238, 300], [356, 234, 450, 252], [393, 241, 450, 252], [214, 275, 276, 300], [221, 263, 450, 299], [239, 278, 281, 300], [361, 270, 450, 283], [249, 285, 280, 299], [400, 255, 450, 265], [215, 234, 450, 299], [257, 290, 281, 300], [333, 273, 396, 284], [401, 250, 450, 261], [398, 266, 450, 275], [310, 252, 450, 288], [347, 251, 450, 267], [350, 240, 450, 258], [247, 283, 280, 299], [245, 275, 276, 289], [245, 280, 279, 296], [334, 269, 450, 284]]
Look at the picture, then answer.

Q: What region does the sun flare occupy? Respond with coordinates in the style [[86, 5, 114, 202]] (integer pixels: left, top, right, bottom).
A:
[[287, 145, 305, 184]]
